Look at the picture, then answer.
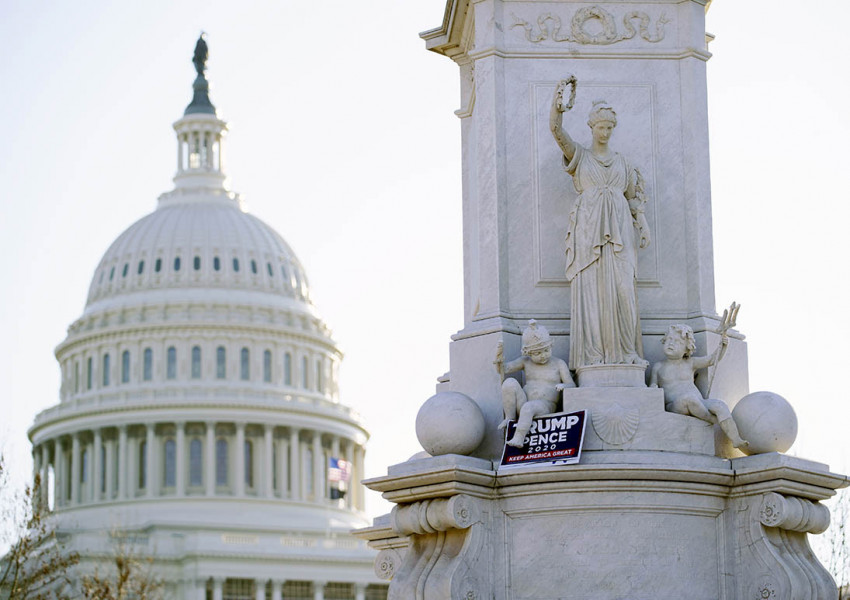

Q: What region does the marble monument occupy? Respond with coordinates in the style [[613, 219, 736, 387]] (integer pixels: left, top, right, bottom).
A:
[[355, 1, 848, 599]]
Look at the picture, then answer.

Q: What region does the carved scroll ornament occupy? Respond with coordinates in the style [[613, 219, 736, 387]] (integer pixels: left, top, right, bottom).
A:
[[512, 6, 668, 45], [734, 492, 837, 599], [758, 492, 830, 534], [391, 494, 479, 536], [386, 495, 489, 600]]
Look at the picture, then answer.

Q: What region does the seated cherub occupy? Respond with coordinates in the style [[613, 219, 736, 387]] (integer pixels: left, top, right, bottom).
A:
[[495, 320, 575, 447], [649, 324, 747, 448]]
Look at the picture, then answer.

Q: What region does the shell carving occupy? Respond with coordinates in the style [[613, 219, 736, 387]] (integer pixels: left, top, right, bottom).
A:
[[591, 404, 639, 444]]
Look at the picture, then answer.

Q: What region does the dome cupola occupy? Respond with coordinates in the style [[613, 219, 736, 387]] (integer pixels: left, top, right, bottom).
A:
[[82, 35, 313, 316], [173, 34, 228, 192]]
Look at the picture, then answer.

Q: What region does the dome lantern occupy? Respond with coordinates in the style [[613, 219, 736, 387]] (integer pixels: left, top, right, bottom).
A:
[[173, 35, 228, 191]]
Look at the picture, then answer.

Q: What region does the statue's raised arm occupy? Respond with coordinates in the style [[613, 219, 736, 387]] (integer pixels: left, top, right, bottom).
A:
[[550, 77, 578, 162]]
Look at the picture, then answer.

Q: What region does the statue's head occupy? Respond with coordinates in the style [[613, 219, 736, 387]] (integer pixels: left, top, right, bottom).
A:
[[587, 100, 617, 128], [661, 324, 696, 359], [587, 100, 617, 145], [521, 320, 553, 358]]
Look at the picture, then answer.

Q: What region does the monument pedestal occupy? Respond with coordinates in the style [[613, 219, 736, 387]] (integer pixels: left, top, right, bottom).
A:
[[358, 451, 844, 600]]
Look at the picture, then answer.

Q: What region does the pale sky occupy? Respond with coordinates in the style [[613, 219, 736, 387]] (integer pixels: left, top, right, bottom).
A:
[[1, 0, 849, 527]]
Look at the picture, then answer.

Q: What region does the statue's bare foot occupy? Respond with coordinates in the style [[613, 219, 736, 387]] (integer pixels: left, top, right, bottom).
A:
[[506, 435, 525, 448], [497, 419, 510, 431], [732, 438, 749, 449]]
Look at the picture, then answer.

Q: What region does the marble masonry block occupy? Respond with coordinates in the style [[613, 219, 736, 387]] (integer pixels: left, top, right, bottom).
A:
[[502, 486, 727, 599], [574, 364, 647, 388], [560, 386, 715, 455]]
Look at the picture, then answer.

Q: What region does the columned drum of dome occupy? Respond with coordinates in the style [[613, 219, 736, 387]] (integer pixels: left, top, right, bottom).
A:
[[28, 36, 387, 600]]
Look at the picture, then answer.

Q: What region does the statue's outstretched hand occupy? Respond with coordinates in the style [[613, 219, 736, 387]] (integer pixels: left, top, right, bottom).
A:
[[639, 227, 651, 249], [553, 76, 576, 113]]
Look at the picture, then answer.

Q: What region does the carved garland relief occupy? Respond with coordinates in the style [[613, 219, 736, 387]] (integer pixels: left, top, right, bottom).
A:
[[512, 6, 668, 45]]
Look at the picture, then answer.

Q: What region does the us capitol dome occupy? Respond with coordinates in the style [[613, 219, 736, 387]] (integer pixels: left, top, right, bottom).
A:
[[28, 36, 388, 600]]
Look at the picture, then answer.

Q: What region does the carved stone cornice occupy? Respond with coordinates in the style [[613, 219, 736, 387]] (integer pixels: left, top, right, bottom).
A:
[[363, 455, 496, 503]]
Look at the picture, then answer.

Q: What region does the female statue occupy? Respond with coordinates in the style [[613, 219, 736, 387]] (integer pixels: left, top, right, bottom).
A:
[[549, 77, 651, 370]]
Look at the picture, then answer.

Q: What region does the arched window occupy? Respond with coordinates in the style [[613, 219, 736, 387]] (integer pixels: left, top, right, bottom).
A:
[[109, 266, 115, 281], [163, 439, 176, 488], [102, 353, 110, 386], [155, 258, 162, 273], [215, 439, 228, 486], [232, 258, 240, 272], [189, 439, 202, 487], [122, 263, 128, 277], [267, 262, 273, 277], [173, 257, 181, 271], [191, 346, 201, 379], [87, 357, 93, 390], [139, 440, 147, 489], [121, 350, 130, 384], [166, 346, 177, 379], [193, 256, 201, 270], [240, 348, 250, 381], [284, 353, 292, 386], [263, 350, 272, 383], [244, 440, 254, 488], [137, 260, 144, 275], [316, 359, 323, 393], [250, 260, 258, 274], [301, 356, 309, 389], [213, 256, 221, 271], [216, 346, 226, 379], [143, 348, 152, 381]]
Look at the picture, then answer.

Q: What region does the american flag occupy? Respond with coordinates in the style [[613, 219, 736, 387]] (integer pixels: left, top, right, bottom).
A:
[[327, 457, 351, 482]]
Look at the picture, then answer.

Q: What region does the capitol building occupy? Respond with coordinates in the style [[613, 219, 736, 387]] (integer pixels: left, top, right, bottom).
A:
[[27, 38, 388, 600]]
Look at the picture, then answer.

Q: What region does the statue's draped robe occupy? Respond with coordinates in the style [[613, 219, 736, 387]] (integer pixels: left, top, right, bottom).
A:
[[564, 145, 643, 369]]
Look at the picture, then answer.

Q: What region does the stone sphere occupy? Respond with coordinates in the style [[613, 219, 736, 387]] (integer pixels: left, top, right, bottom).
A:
[[732, 391, 798, 455], [415, 392, 485, 456]]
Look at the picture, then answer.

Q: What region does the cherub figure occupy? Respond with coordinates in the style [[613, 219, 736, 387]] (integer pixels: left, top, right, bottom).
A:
[[649, 324, 748, 448], [494, 320, 576, 447]]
